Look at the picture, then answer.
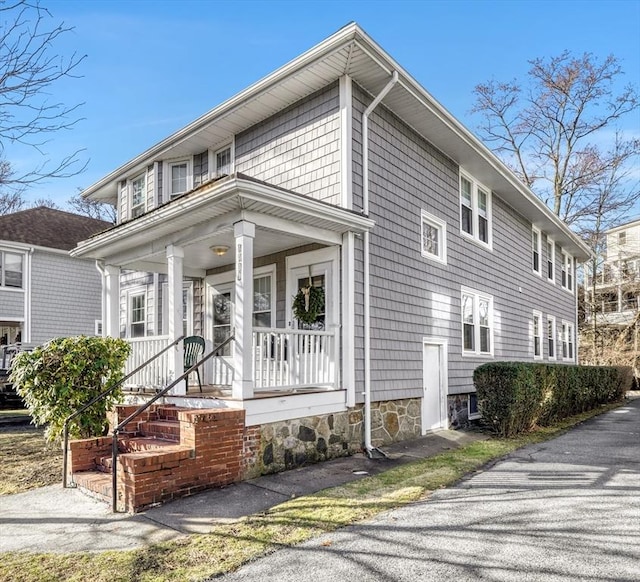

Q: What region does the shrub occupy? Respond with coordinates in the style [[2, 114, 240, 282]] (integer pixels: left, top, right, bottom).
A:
[[10, 336, 131, 443], [474, 362, 626, 437]]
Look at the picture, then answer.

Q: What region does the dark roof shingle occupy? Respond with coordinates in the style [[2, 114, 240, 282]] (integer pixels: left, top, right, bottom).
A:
[[0, 206, 112, 251]]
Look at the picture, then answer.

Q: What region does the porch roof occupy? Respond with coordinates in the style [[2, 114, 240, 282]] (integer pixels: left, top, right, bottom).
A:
[[71, 174, 374, 273]]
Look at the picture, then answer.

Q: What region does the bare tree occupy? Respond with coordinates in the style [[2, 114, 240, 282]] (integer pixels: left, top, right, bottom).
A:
[[67, 191, 116, 223], [473, 52, 640, 372], [0, 0, 87, 204], [472, 51, 639, 227], [0, 189, 24, 214]]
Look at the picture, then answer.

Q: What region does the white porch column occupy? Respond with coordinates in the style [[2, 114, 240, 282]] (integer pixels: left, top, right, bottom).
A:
[[233, 220, 255, 400], [104, 265, 120, 338], [167, 244, 185, 395]]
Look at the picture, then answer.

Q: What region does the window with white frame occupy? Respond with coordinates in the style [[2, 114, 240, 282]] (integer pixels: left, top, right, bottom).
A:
[[168, 160, 191, 198], [0, 251, 23, 288], [462, 288, 493, 355], [561, 321, 575, 360], [421, 210, 447, 264], [128, 292, 146, 338], [215, 146, 232, 177], [561, 251, 574, 292], [130, 173, 146, 218], [460, 173, 491, 246], [547, 239, 555, 282], [532, 228, 542, 275], [618, 231, 626, 245], [547, 315, 556, 360], [253, 273, 274, 328], [533, 311, 542, 359]]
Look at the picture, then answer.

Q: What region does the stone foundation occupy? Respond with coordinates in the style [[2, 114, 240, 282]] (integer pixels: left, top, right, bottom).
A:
[[243, 397, 422, 477]]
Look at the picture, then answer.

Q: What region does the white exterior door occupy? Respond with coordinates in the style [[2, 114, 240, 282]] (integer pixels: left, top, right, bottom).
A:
[[423, 340, 446, 432]]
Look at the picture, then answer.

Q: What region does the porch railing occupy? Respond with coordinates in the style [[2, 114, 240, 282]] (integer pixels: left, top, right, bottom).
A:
[[253, 328, 337, 391], [125, 335, 172, 388], [125, 328, 338, 392]]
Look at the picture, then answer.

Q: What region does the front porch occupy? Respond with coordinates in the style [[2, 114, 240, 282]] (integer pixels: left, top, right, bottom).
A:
[[72, 174, 374, 412]]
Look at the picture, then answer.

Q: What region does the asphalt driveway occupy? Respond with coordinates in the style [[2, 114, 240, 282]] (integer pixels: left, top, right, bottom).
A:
[[220, 397, 640, 582]]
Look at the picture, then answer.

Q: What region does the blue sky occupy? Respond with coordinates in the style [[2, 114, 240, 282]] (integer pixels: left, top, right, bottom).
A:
[[13, 0, 640, 206]]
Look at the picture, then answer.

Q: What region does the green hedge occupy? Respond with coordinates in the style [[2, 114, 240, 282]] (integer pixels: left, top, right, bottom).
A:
[[473, 362, 628, 437]]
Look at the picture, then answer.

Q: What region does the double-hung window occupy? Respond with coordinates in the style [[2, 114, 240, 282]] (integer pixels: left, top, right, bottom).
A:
[[547, 315, 556, 360], [129, 292, 146, 338], [561, 321, 575, 361], [0, 251, 23, 288], [547, 239, 555, 282], [532, 228, 542, 275], [168, 160, 190, 198], [533, 311, 542, 359], [253, 272, 274, 328], [561, 251, 574, 292], [215, 146, 232, 177], [462, 288, 493, 356], [420, 210, 447, 264], [460, 173, 491, 247], [131, 173, 146, 218]]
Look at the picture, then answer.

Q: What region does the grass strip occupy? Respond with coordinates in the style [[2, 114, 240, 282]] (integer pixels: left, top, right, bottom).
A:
[[0, 427, 62, 495], [0, 401, 623, 582]]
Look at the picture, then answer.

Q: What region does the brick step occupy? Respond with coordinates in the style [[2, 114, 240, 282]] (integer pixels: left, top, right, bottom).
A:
[[72, 470, 112, 504], [155, 405, 182, 421], [137, 420, 181, 441], [121, 435, 181, 452], [95, 437, 187, 471]]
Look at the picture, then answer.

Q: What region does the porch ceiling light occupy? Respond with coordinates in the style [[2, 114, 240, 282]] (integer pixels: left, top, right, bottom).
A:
[[210, 245, 230, 256]]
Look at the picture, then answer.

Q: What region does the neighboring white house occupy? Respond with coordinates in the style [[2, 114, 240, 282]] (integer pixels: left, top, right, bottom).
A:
[[72, 23, 590, 468], [0, 206, 111, 345], [586, 217, 640, 326]]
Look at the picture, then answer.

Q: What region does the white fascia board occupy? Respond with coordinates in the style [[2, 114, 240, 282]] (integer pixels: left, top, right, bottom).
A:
[[0, 240, 83, 257], [72, 176, 374, 260]]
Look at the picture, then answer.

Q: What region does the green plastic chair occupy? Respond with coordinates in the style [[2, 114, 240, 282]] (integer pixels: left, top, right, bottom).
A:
[[183, 335, 205, 392]]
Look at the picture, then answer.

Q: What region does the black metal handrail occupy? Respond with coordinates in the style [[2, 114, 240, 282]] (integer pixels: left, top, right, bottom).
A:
[[62, 335, 185, 488], [111, 335, 234, 512]]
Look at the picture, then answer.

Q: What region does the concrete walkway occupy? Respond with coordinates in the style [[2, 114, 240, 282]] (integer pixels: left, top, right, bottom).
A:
[[219, 397, 640, 582], [0, 426, 485, 553]]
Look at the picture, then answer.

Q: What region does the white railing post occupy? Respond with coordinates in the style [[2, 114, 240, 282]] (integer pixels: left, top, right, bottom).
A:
[[167, 245, 184, 395], [233, 221, 255, 400]]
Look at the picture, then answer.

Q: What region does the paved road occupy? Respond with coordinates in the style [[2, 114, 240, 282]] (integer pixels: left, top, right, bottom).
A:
[[220, 398, 640, 582]]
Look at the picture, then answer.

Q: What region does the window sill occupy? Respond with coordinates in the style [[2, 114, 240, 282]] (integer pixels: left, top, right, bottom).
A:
[[460, 230, 493, 252], [461, 350, 494, 359]]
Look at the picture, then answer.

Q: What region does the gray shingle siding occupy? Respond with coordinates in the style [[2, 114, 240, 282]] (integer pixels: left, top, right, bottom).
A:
[[235, 83, 341, 205], [0, 289, 24, 319], [29, 251, 102, 343], [351, 82, 577, 403]]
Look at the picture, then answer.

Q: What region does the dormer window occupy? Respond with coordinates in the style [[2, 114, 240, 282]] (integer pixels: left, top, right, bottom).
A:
[[215, 146, 232, 177], [131, 173, 146, 218], [167, 160, 191, 198]]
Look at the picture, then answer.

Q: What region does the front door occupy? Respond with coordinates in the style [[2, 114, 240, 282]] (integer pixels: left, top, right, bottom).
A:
[[286, 247, 339, 330], [423, 340, 445, 432]]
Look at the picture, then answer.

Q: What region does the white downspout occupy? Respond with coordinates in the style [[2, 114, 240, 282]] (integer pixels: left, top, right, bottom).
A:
[[24, 247, 34, 343], [95, 260, 107, 337], [362, 71, 399, 457]]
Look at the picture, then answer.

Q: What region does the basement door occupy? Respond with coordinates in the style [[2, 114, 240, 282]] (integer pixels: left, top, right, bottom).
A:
[[422, 339, 446, 433]]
